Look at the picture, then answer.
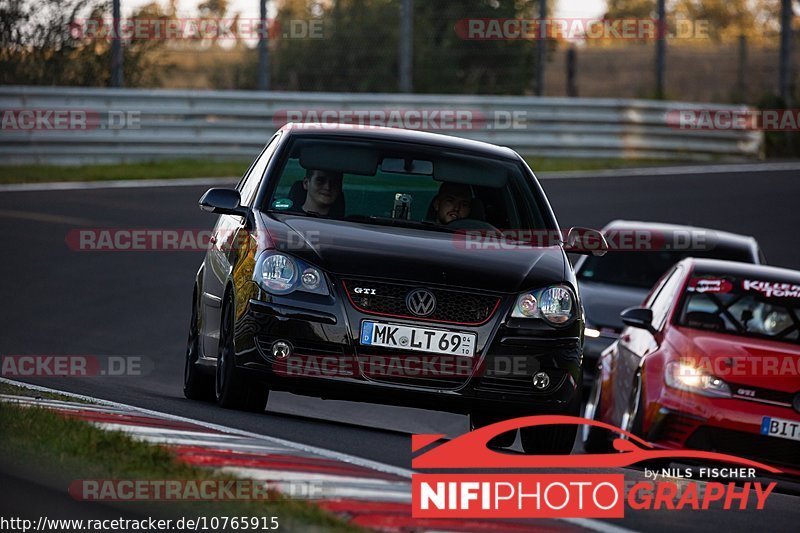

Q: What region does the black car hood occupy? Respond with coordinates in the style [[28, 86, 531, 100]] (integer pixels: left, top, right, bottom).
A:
[[579, 281, 650, 329], [261, 213, 566, 293]]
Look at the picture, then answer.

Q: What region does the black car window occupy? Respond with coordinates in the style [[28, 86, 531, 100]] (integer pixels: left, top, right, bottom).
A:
[[265, 136, 553, 233], [239, 135, 279, 207]]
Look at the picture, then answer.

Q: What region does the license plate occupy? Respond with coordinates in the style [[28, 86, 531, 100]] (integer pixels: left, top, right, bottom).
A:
[[760, 416, 800, 442], [360, 321, 476, 357]]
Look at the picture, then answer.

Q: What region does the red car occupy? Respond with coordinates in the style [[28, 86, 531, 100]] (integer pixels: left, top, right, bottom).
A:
[[583, 258, 800, 476]]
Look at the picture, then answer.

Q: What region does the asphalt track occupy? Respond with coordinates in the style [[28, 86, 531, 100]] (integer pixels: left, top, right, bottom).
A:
[[1, 166, 799, 531]]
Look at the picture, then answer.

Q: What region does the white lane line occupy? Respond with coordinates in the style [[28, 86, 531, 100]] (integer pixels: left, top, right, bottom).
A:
[[0, 176, 238, 192], [538, 161, 800, 180], [1, 378, 640, 533]]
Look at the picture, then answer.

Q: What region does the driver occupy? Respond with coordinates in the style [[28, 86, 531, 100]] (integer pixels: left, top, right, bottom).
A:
[[433, 182, 472, 225], [302, 169, 343, 216]]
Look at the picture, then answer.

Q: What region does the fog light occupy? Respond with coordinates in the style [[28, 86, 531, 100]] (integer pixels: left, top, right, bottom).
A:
[[272, 340, 292, 359], [532, 371, 550, 390]]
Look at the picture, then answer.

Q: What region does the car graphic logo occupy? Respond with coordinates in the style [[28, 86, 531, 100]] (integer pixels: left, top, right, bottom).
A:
[[406, 289, 436, 317], [411, 415, 781, 473]]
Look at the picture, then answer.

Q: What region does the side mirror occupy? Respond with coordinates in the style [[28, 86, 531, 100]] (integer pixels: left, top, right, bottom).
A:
[[199, 188, 251, 221], [564, 227, 608, 257], [620, 307, 655, 334]]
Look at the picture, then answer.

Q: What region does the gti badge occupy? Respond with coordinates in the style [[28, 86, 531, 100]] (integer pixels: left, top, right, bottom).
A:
[[406, 289, 436, 317], [354, 287, 377, 295]]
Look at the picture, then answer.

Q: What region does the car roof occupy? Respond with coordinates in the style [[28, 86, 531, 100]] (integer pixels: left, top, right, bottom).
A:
[[279, 122, 521, 160], [682, 257, 800, 283], [602, 219, 758, 250]]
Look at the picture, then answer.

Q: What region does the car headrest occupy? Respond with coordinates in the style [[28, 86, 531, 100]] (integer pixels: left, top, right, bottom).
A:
[[287, 180, 346, 217], [684, 311, 725, 331]]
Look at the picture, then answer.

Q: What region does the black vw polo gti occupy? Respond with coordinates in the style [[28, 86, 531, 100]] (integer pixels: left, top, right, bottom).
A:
[[184, 123, 604, 453]]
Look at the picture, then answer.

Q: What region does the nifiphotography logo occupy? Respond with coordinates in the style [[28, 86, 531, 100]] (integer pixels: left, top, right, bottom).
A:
[[411, 415, 779, 519]]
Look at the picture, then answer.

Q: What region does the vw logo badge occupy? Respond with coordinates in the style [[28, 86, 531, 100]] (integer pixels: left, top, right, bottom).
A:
[[406, 289, 436, 317]]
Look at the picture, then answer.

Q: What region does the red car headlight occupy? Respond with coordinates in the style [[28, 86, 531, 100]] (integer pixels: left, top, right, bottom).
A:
[[665, 361, 732, 398]]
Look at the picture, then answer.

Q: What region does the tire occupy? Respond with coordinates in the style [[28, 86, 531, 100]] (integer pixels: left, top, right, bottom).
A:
[[215, 291, 269, 412], [626, 373, 670, 470], [520, 380, 581, 455], [582, 374, 612, 453], [470, 411, 517, 449], [183, 287, 214, 401]]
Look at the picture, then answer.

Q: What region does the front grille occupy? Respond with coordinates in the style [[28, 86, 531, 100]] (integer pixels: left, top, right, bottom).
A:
[[355, 345, 474, 389], [728, 382, 797, 407], [342, 279, 501, 325], [685, 426, 800, 469]]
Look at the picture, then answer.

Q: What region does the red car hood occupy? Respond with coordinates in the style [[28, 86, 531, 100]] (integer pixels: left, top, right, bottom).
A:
[[667, 326, 800, 393]]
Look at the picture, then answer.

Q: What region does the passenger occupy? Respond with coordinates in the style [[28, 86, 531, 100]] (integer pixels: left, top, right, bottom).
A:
[[433, 182, 472, 225], [302, 169, 343, 216]]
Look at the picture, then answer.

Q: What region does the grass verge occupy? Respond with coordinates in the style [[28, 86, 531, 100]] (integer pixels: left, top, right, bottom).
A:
[[0, 157, 685, 185], [0, 389, 361, 532], [0, 381, 88, 403]]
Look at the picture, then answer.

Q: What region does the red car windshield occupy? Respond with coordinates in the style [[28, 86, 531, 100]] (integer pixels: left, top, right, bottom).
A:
[[676, 274, 800, 344]]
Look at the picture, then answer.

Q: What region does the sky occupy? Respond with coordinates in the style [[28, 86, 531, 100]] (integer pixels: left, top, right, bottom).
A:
[[120, 0, 608, 19]]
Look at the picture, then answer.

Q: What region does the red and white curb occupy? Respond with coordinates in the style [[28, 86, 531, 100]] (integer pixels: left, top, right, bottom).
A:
[[0, 382, 633, 533]]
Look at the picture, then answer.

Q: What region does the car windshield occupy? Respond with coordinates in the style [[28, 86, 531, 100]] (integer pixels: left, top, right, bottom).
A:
[[263, 136, 551, 233], [676, 274, 800, 344], [577, 247, 754, 289]]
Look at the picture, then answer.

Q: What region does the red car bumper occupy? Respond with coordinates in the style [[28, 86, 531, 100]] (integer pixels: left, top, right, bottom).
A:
[[642, 386, 800, 477]]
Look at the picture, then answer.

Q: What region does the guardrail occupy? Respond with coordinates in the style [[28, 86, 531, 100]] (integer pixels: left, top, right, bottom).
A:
[[0, 86, 763, 165]]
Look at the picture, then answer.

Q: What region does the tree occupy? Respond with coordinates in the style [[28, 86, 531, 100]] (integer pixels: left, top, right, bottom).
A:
[[0, 0, 166, 86]]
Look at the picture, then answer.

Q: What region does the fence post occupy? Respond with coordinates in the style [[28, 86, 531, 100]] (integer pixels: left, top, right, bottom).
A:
[[399, 0, 413, 92], [566, 47, 577, 97], [535, 0, 547, 96], [780, 0, 793, 106], [257, 0, 270, 91], [110, 0, 123, 87], [736, 35, 747, 103], [655, 0, 666, 99]]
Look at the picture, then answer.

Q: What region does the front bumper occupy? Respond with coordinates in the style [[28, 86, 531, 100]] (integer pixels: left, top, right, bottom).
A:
[[645, 388, 800, 475], [231, 283, 583, 415]]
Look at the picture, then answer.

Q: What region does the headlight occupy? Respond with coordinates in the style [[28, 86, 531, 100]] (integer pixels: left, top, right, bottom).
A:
[[584, 327, 601, 338], [255, 252, 329, 296], [511, 285, 576, 325], [539, 287, 574, 324], [665, 361, 731, 398]]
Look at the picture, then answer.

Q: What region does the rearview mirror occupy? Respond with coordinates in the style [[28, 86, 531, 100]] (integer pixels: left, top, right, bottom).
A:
[[620, 307, 655, 334], [199, 188, 252, 223], [563, 227, 608, 256]]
